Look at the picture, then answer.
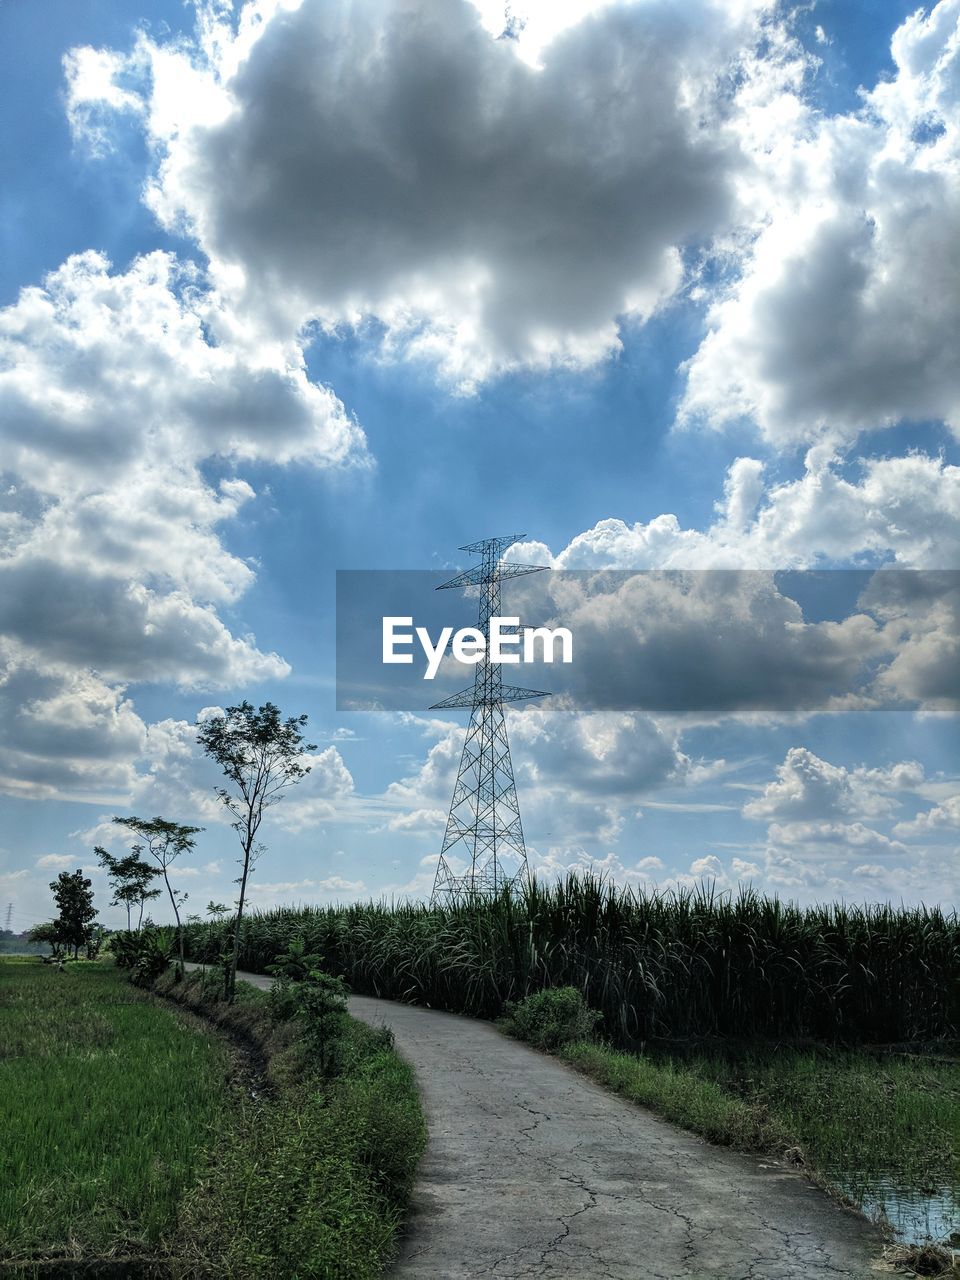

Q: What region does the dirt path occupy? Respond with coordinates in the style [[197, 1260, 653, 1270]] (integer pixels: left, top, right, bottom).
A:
[[225, 968, 884, 1278]]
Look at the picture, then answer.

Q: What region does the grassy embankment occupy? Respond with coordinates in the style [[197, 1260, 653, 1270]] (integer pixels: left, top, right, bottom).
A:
[[0, 957, 424, 1278], [155, 965, 425, 1279], [562, 1044, 959, 1218], [500, 982, 958, 1223]]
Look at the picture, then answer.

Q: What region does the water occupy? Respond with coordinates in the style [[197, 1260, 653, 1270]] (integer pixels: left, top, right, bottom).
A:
[[828, 1169, 960, 1246]]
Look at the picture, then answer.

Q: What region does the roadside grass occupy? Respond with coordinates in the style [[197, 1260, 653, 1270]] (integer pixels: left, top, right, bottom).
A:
[[0, 957, 229, 1264], [562, 1042, 960, 1241], [560, 1043, 792, 1151], [156, 966, 426, 1279]]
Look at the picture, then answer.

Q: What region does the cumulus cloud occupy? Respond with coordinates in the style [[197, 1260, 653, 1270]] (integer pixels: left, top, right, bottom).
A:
[[536, 450, 960, 572], [0, 249, 366, 801], [893, 793, 960, 839], [514, 568, 882, 717], [2, 252, 363, 491], [730, 747, 960, 901], [0, 646, 144, 802], [385, 808, 447, 833], [67, 0, 960, 449], [66, 0, 792, 389], [245, 874, 366, 904], [377, 702, 686, 874], [742, 747, 924, 824], [680, 0, 960, 445], [272, 747, 356, 833], [864, 571, 960, 712]]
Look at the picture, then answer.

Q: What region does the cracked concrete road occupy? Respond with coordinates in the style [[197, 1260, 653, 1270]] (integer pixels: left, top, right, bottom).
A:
[[230, 970, 884, 1278]]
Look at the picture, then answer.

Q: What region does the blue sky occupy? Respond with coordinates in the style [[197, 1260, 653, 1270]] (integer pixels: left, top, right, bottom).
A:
[[1, 0, 958, 932]]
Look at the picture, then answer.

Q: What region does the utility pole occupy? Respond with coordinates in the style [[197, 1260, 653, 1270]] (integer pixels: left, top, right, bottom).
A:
[[430, 535, 548, 904]]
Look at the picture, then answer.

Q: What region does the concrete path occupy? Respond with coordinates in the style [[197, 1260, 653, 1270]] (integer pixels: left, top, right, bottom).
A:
[[226, 968, 885, 1279]]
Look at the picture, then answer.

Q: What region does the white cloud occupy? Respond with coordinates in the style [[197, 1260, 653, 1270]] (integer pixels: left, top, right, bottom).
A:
[[728, 747, 959, 902], [743, 748, 923, 823], [317, 875, 366, 893], [272, 748, 356, 833], [516, 568, 883, 717], [893, 792, 960, 838], [541, 450, 960, 572], [680, 0, 960, 445], [0, 249, 366, 803], [865, 571, 960, 712], [2, 251, 363, 492], [35, 854, 76, 869], [63, 45, 145, 152], [244, 873, 367, 905], [385, 808, 447, 833], [376, 702, 686, 874], [731, 857, 761, 877]]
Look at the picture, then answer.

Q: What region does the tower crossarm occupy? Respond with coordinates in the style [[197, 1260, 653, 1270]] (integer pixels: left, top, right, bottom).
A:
[[429, 684, 548, 710], [436, 562, 547, 591], [458, 533, 527, 556]]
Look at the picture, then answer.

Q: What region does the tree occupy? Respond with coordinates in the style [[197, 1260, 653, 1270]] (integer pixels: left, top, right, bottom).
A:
[[197, 702, 315, 1002], [95, 846, 162, 931], [50, 870, 97, 958], [27, 921, 64, 959], [112, 817, 202, 979]]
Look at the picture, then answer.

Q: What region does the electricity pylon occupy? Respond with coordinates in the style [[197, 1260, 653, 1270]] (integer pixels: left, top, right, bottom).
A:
[[431, 535, 548, 905]]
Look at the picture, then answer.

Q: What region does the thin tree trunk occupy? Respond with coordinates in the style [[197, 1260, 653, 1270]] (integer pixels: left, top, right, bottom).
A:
[[137, 897, 144, 932], [162, 868, 184, 980], [126, 902, 131, 931], [226, 842, 252, 1003]]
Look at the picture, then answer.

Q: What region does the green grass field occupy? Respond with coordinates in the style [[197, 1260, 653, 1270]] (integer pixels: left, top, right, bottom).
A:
[[0, 957, 230, 1265]]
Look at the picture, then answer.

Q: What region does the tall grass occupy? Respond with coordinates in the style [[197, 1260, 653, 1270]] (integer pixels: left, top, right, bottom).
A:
[[183, 876, 960, 1045]]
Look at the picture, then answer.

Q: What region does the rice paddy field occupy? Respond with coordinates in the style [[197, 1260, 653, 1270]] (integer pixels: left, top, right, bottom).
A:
[[182, 876, 960, 1045], [0, 957, 230, 1268]]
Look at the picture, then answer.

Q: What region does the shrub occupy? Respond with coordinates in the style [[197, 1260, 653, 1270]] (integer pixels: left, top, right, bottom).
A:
[[267, 974, 300, 1023], [502, 986, 601, 1051], [133, 934, 173, 986], [265, 934, 323, 981], [109, 927, 174, 985], [295, 970, 350, 1072], [108, 929, 141, 969], [155, 963, 425, 1277]]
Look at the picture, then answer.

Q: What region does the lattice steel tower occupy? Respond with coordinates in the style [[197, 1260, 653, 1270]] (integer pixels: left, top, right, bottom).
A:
[[431, 535, 548, 905]]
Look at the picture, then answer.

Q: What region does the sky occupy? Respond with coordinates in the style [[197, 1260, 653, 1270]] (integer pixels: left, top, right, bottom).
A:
[[0, 0, 958, 933]]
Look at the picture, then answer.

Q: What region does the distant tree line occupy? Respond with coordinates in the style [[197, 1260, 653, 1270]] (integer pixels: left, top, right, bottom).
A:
[[0, 928, 51, 956]]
